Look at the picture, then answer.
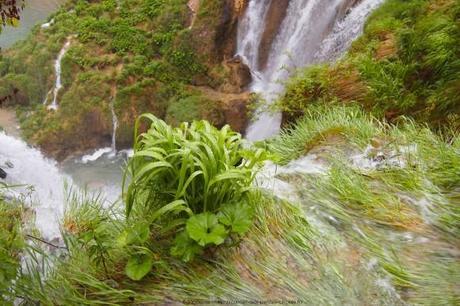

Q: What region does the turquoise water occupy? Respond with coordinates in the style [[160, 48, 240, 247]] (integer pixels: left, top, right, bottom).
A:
[[0, 0, 65, 49]]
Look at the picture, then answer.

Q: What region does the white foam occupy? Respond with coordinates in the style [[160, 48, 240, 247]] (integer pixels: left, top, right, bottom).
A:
[[81, 147, 113, 164], [0, 132, 69, 240], [41, 18, 54, 28]]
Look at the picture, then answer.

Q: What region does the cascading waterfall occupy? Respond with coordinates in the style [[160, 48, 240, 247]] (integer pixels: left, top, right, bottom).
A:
[[0, 132, 123, 241], [237, 0, 383, 141], [109, 99, 119, 152], [0, 132, 70, 241], [80, 99, 119, 163], [315, 0, 385, 62], [46, 39, 71, 111]]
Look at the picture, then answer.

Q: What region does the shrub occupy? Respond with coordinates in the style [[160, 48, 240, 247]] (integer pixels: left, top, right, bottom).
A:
[[123, 115, 266, 267]]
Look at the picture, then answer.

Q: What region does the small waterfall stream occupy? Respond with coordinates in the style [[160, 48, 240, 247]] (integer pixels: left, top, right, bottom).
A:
[[46, 39, 72, 110], [237, 0, 383, 141], [109, 99, 119, 153]]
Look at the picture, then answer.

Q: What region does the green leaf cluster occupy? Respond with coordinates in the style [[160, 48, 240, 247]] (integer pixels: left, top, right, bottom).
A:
[[123, 115, 265, 265]]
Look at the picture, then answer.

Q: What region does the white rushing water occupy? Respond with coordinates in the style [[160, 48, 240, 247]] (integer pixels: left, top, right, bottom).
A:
[[237, 0, 383, 141], [0, 132, 69, 240], [109, 99, 119, 152], [0, 131, 124, 241], [46, 39, 72, 110], [315, 0, 385, 61]]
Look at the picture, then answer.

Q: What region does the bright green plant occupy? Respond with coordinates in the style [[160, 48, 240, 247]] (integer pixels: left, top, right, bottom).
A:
[[0, 186, 24, 301], [123, 115, 266, 267]]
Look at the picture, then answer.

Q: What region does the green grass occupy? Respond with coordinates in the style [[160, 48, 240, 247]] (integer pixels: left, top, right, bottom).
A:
[[278, 0, 460, 130], [268, 105, 379, 164], [271, 105, 460, 304], [0, 186, 25, 304]]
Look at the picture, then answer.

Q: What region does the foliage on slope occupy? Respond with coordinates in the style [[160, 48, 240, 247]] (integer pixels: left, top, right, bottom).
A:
[[9, 107, 460, 304], [0, 0, 246, 160], [279, 0, 460, 130], [0, 187, 24, 304], [268, 105, 460, 304]]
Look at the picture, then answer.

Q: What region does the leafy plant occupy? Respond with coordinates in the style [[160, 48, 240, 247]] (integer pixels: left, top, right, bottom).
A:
[[125, 251, 154, 281], [186, 213, 227, 247], [123, 115, 266, 265]]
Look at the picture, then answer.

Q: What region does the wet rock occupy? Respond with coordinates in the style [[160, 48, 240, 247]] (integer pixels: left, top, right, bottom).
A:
[[219, 56, 252, 94], [0, 167, 7, 179], [258, 0, 290, 71]]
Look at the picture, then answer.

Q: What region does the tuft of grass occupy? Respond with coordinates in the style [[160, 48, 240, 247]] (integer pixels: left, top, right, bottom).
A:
[[268, 105, 379, 164]]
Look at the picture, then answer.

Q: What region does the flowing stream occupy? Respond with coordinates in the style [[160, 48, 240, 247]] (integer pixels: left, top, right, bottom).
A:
[[238, 0, 383, 141], [45, 39, 72, 110]]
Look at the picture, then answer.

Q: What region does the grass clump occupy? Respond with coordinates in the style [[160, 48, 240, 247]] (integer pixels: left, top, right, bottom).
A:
[[268, 105, 379, 164]]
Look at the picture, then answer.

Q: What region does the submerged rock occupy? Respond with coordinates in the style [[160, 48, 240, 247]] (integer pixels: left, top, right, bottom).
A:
[[5, 161, 14, 169], [0, 167, 7, 179]]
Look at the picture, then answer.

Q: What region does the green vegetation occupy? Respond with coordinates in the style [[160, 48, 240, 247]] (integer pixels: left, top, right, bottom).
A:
[[269, 105, 460, 304], [0, 0, 235, 158], [279, 0, 460, 130], [1, 0, 459, 304], [124, 115, 265, 268], [0, 185, 24, 304], [6, 107, 458, 304]]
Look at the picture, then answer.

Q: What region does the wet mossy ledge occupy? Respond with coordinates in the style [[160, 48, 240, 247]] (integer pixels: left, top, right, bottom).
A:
[[0, 0, 251, 160], [278, 0, 460, 131]]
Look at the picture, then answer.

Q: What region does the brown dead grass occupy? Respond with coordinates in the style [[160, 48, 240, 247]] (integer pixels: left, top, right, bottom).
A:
[[375, 33, 398, 60], [329, 66, 368, 103]]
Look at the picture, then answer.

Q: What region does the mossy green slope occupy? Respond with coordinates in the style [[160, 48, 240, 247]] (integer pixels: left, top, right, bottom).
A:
[[0, 0, 240, 159], [279, 0, 460, 130]]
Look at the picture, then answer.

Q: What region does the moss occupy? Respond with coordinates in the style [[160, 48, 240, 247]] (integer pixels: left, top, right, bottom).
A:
[[165, 93, 224, 127]]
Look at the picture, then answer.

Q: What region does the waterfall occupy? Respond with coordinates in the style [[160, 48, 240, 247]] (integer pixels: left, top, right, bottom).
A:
[[0, 132, 123, 241], [237, 0, 383, 141], [0, 132, 70, 241], [46, 39, 71, 111], [315, 0, 385, 62], [109, 99, 118, 152]]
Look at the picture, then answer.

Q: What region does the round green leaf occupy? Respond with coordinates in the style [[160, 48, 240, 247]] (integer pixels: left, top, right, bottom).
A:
[[125, 253, 153, 281], [186, 213, 228, 247]]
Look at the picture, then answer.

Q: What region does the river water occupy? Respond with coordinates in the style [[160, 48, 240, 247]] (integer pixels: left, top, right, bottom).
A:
[[0, 0, 65, 49]]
